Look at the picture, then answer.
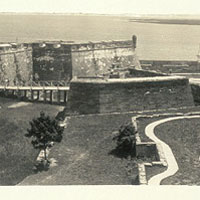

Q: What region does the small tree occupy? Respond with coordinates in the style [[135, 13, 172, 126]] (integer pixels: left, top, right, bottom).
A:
[[25, 111, 64, 168], [113, 122, 137, 158]]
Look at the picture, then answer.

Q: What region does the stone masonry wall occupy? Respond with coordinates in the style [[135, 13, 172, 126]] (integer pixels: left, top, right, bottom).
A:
[[69, 77, 194, 114], [0, 36, 140, 84], [71, 39, 141, 77], [127, 68, 166, 77], [32, 38, 140, 81], [0, 44, 32, 86], [32, 43, 72, 82], [190, 82, 200, 104]]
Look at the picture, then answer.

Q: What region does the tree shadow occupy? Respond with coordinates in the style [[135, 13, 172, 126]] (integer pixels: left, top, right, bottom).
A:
[[108, 146, 136, 159], [33, 160, 50, 173]]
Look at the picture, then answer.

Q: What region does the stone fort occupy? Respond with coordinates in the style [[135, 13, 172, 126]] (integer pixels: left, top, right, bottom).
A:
[[0, 35, 196, 114]]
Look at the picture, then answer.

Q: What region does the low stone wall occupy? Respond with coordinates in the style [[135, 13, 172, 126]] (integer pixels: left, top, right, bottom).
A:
[[140, 60, 199, 73], [68, 76, 194, 115], [128, 68, 167, 77]]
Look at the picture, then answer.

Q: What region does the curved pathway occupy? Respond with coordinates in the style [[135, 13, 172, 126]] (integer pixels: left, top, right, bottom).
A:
[[145, 115, 200, 185]]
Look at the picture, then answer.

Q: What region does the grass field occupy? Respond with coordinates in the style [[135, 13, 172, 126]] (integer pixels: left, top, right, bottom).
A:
[[19, 113, 140, 185], [19, 106, 200, 185], [155, 118, 200, 185], [132, 108, 200, 183], [0, 97, 64, 185], [2, 96, 200, 185], [135, 106, 200, 142]]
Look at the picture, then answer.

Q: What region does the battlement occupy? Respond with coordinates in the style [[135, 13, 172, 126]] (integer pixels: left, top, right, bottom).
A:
[[30, 39, 135, 55], [31, 35, 137, 51], [0, 43, 32, 54], [0, 38, 136, 53]]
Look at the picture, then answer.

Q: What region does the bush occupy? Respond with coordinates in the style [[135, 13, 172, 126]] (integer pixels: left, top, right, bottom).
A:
[[113, 122, 136, 158]]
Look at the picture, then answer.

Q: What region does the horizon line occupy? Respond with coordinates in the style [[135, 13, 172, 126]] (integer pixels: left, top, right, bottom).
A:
[[0, 12, 200, 16]]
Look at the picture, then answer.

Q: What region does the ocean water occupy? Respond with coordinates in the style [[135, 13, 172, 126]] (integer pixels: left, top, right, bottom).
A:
[[0, 14, 200, 60]]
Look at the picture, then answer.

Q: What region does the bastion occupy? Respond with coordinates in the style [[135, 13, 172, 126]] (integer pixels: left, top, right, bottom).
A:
[[68, 76, 194, 114]]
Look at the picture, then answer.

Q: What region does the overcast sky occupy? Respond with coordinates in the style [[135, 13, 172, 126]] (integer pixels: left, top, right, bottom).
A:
[[0, 0, 200, 14]]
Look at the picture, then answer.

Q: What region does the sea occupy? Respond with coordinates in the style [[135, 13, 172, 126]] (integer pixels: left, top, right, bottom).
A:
[[0, 14, 200, 60]]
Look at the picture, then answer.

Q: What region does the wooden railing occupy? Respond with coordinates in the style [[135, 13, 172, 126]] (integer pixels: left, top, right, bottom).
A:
[[31, 80, 70, 87], [0, 85, 70, 104]]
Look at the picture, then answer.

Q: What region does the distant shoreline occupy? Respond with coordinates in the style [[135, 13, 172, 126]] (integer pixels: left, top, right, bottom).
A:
[[129, 19, 200, 25], [0, 12, 200, 19]]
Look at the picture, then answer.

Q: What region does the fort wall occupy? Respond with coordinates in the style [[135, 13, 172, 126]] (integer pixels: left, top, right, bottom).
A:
[[32, 38, 140, 81], [128, 68, 167, 77], [140, 60, 199, 73], [0, 44, 32, 85], [0, 36, 140, 85], [68, 76, 194, 114], [189, 80, 200, 104], [32, 43, 72, 82], [71, 40, 140, 77], [1, 37, 198, 86]]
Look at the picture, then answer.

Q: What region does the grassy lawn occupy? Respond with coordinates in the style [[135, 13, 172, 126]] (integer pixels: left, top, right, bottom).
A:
[[0, 97, 64, 185], [2, 98, 200, 185], [136, 106, 200, 142], [19, 107, 200, 185], [19, 113, 140, 185], [135, 108, 200, 183], [155, 118, 200, 185], [145, 165, 166, 181]]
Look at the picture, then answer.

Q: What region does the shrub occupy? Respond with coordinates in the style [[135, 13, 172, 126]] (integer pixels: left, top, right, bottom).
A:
[[113, 122, 136, 158]]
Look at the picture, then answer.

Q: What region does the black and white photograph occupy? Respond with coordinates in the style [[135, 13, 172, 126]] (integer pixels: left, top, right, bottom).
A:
[[0, 0, 200, 198]]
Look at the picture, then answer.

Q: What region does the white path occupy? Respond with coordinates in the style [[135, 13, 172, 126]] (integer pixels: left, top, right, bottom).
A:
[[8, 102, 32, 108], [145, 115, 200, 185]]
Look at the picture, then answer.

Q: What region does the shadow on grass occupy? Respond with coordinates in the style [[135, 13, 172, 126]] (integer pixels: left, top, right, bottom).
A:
[[108, 146, 136, 159], [109, 147, 139, 185]]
